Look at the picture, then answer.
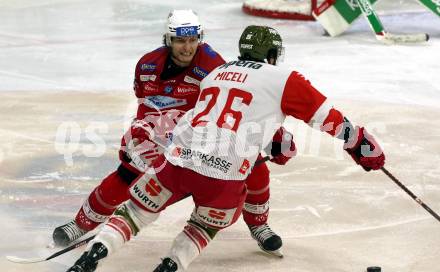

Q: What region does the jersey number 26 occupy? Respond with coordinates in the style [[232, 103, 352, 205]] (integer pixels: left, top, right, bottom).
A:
[[191, 87, 252, 132]]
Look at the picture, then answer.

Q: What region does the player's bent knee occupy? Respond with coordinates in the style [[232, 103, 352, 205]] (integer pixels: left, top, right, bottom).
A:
[[188, 219, 219, 239], [114, 201, 159, 236], [127, 200, 160, 228], [129, 174, 173, 213], [192, 205, 240, 230]]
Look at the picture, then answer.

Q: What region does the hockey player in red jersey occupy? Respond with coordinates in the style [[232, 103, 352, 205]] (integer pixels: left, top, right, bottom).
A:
[[65, 25, 385, 272], [54, 10, 291, 257]]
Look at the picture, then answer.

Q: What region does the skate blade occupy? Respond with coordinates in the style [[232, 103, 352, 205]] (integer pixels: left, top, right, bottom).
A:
[[261, 248, 283, 258]]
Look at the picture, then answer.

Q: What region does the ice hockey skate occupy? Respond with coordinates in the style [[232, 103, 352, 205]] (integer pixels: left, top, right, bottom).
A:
[[66, 242, 108, 272], [153, 257, 178, 272], [53, 220, 87, 247], [248, 224, 283, 257]]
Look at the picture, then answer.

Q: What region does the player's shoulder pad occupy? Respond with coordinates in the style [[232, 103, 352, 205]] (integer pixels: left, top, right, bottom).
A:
[[200, 43, 218, 57], [139, 46, 167, 61], [198, 43, 225, 63], [136, 46, 168, 72], [192, 44, 225, 79]]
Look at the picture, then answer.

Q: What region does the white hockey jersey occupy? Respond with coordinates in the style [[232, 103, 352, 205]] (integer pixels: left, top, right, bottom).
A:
[[165, 59, 333, 180]]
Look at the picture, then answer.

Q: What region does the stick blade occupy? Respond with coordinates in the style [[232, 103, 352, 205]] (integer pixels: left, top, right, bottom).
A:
[[376, 32, 429, 44], [6, 255, 46, 264]]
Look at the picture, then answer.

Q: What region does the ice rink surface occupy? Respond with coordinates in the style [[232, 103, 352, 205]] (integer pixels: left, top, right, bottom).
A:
[[1, 0, 440, 271]]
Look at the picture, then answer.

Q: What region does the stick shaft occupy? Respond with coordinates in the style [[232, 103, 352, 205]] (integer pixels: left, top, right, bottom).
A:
[[45, 235, 96, 261], [356, 0, 384, 34], [381, 167, 440, 222], [356, 0, 428, 43], [254, 155, 270, 167]]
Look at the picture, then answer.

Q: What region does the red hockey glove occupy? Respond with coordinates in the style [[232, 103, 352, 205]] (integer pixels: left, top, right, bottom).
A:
[[270, 127, 297, 165], [121, 119, 155, 149], [344, 126, 385, 171], [128, 119, 159, 152], [120, 120, 159, 171]]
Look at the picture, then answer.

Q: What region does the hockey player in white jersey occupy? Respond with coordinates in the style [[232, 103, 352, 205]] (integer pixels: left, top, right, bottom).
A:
[[66, 25, 385, 272]]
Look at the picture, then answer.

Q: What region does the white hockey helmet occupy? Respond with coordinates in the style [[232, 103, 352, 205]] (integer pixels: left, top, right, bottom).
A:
[[164, 9, 204, 46]]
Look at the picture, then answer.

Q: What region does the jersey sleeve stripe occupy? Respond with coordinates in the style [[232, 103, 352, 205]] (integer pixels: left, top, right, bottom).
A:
[[307, 99, 333, 128]]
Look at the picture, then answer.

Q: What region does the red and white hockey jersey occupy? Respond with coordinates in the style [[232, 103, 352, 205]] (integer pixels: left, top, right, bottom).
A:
[[132, 43, 225, 142], [165, 60, 345, 180]]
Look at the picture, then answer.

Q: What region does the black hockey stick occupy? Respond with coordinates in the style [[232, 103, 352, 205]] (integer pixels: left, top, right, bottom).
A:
[[381, 167, 440, 222], [258, 154, 440, 222], [6, 235, 96, 264], [254, 155, 271, 167]]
